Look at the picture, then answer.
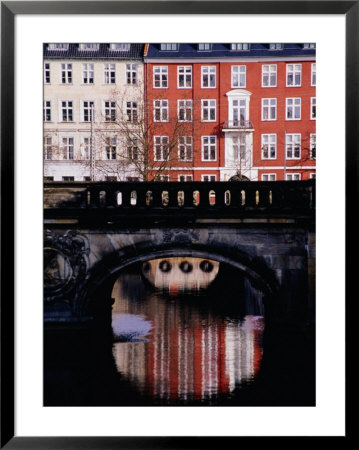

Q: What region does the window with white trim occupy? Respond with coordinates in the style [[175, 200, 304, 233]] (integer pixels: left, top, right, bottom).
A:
[[269, 43, 283, 50], [61, 101, 73, 122], [126, 101, 138, 122], [105, 137, 117, 160], [178, 66, 192, 88], [285, 134, 301, 159], [311, 97, 316, 119], [262, 65, 277, 87], [154, 136, 169, 161], [286, 173, 301, 181], [201, 66, 216, 88], [44, 63, 50, 83], [310, 173, 316, 179], [44, 137, 53, 160], [83, 63, 94, 84], [79, 43, 99, 51], [286, 98, 301, 120], [198, 44, 212, 51], [262, 98, 277, 120], [178, 100, 192, 121], [202, 175, 217, 181], [310, 134, 316, 160], [303, 43, 316, 49], [262, 174, 276, 181], [82, 101, 94, 122], [178, 136, 193, 161], [178, 175, 193, 182], [311, 63, 316, 86], [154, 99, 168, 122], [127, 139, 139, 161], [126, 64, 137, 84], [261, 134, 277, 159], [160, 43, 179, 51], [153, 66, 168, 88], [201, 100, 216, 121], [44, 101, 51, 122], [231, 43, 250, 51], [202, 136, 217, 161], [48, 43, 69, 51], [158, 174, 170, 181], [62, 137, 74, 160], [104, 64, 116, 84], [81, 137, 90, 160], [232, 65, 246, 88], [62, 176, 74, 182], [232, 135, 246, 161], [61, 63, 72, 84], [104, 101, 116, 122], [286, 64, 302, 86], [110, 43, 130, 51]]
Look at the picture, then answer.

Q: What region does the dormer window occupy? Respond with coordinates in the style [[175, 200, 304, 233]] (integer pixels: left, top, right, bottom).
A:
[[48, 43, 69, 51], [110, 43, 130, 51], [160, 43, 179, 51], [269, 43, 283, 50], [198, 43, 212, 51], [231, 43, 250, 51], [303, 43, 316, 49], [79, 43, 99, 51]]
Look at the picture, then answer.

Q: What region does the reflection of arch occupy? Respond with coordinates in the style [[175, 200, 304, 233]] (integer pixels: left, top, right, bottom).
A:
[[75, 242, 279, 319]]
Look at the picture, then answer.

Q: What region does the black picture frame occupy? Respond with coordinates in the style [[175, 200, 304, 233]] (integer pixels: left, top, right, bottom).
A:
[[1, 1, 352, 447]]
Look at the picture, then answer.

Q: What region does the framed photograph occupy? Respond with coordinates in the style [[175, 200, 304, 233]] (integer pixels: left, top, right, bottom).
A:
[[1, 1, 351, 447]]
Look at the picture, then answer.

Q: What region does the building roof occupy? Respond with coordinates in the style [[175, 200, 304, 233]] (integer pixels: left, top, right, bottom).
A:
[[145, 43, 316, 59], [43, 43, 145, 60]]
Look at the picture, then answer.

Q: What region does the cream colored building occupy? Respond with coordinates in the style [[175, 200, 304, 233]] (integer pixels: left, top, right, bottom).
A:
[[43, 43, 145, 181]]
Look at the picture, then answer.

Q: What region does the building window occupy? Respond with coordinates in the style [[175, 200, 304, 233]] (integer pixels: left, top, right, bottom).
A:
[[232, 65, 246, 88], [110, 43, 130, 51], [154, 136, 169, 161], [303, 43, 316, 49], [311, 63, 316, 86], [44, 63, 50, 83], [202, 175, 217, 181], [178, 66, 192, 88], [311, 97, 316, 119], [81, 137, 90, 159], [178, 100, 193, 121], [105, 137, 117, 160], [160, 43, 179, 51], [106, 176, 117, 182], [127, 139, 139, 161], [44, 177, 54, 182], [61, 101, 73, 122], [286, 64, 302, 86], [43, 101, 52, 122], [62, 137, 74, 160], [178, 174, 193, 182], [61, 63, 72, 84], [153, 66, 168, 88], [62, 176, 75, 181], [310, 173, 316, 179], [44, 137, 53, 160], [231, 43, 250, 51], [269, 43, 283, 50], [310, 134, 316, 159], [286, 134, 301, 159], [126, 64, 137, 84], [232, 135, 246, 161], [157, 174, 170, 181], [262, 98, 277, 120], [202, 136, 217, 161], [153, 99, 168, 122], [286, 98, 301, 120], [261, 134, 277, 159], [79, 43, 99, 51], [83, 63, 94, 84], [126, 101, 138, 122], [198, 43, 212, 51], [104, 64, 116, 84], [201, 99, 216, 121], [201, 66, 216, 88], [286, 173, 301, 181], [178, 136, 193, 161], [104, 101, 116, 122], [84, 176, 91, 181], [262, 174, 277, 181], [262, 65, 277, 87], [82, 101, 94, 122], [48, 43, 69, 51]]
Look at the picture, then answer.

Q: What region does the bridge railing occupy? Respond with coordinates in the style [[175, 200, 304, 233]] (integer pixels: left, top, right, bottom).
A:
[[44, 180, 315, 215]]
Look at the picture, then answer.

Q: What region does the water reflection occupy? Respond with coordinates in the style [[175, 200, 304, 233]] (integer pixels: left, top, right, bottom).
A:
[[111, 263, 264, 404]]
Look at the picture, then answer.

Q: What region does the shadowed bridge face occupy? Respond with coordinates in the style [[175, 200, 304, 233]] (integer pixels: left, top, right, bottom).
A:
[[43, 181, 315, 326]]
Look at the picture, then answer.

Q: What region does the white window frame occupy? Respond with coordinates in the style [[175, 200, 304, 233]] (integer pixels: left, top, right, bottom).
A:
[[104, 101, 116, 122], [44, 63, 50, 84], [62, 137, 74, 160], [269, 43, 283, 50], [198, 43, 212, 51], [43, 100, 52, 122], [262, 64, 277, 87], [44, 136, 53, 160], [286, 64, 302, 87], [178, 174, 193, 182], [201, 99, 216, 122], [261, 98, 277, 121], [201, 136, 217, 161], [60, 101, 73, 122], [126, 64, 137, 85], [201, 174, 217, 182], [81, 101, 95, 122], [79, 43, 99, 51], [81, 136, 91, 160], [48, 43, 69, 51], [231, 135, 246, 162], [286, 173, 301, 181], [127, 139, 139, 161], [311, 97, 316, 120], [154, 136, 170, 161], [177, 66, 192, 88], [303, 43, 316, 49], [61, 63, 72, 84], [178, 136, 193, 161], [310, 133, 316, 160], [153, 66, 168, 88], [104, 63, 116, 84], [261, 173, 277, 181], [286, 97, 301, 120], [126, 101, 139, 122], [82, 63, 94, 84], [231, 65, 246, 88], [110, 43, 130, 51], [310, 173, 316, 179], [201, 66, 216, 88], [178, 100, 193, 122], [285, 134, 301, 160], [311, 63, 316, 86], [231, 43, 250, 51], [105, 136, 117, 160], [160, 43, 179, 51], [261, 134, 277, 160], [154, 99, 169, 122]]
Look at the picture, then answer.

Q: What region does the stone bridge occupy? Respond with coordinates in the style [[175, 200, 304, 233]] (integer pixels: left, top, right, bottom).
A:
[[44, 181, 315, 327]]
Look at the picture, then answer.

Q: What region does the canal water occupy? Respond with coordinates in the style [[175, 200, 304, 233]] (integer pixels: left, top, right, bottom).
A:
[[44, 258, 315, 407]]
